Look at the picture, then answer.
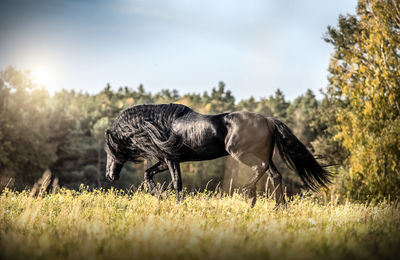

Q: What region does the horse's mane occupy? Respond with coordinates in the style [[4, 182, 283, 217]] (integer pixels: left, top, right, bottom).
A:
[[105, 103, 192, 162]]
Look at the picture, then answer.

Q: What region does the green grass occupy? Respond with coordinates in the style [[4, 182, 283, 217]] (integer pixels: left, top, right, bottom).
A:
[[1, 188, 399, 260]]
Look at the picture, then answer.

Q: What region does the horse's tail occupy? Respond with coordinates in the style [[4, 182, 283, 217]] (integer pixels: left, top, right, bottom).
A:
[[270, 118, 332, 191]]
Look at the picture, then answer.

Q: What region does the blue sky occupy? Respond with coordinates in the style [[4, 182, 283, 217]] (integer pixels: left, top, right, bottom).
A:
[[0, 0, 357, 100]]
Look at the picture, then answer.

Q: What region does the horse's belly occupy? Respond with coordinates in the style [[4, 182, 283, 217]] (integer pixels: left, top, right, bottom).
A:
[[181, 149, 228, 162]]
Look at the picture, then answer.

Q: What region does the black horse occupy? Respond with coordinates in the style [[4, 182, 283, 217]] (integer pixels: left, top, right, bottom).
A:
[[105, 103, 331, 206]]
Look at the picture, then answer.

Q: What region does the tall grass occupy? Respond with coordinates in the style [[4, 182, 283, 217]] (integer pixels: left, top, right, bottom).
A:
[[1, 187, 399, 260]]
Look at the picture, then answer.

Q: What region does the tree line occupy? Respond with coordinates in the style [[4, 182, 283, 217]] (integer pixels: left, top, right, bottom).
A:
[[0, 72, 337, 194], [0, 0, 399, 201]]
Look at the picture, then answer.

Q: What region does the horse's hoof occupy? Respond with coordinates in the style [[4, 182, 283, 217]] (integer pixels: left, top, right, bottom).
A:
[[247, 196, 257, 208], [175, 192, 185, 203]]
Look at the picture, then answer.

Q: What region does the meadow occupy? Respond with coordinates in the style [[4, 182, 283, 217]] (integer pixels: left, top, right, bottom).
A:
[[1, 187, 399, 260]]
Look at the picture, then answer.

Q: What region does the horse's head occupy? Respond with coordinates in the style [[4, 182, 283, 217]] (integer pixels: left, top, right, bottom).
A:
[[104, 129, 126, 182], [105, 151, 124, 181]]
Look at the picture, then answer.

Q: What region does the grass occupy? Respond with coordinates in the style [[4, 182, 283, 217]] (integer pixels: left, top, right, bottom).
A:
[[1, 187, 399, 260]]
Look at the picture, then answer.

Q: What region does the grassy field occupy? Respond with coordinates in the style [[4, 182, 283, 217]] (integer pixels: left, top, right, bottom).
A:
[[1, 188, 399, 260]]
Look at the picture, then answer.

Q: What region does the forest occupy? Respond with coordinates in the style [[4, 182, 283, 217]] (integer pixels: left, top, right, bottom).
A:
[[0, 0, 399, 202]]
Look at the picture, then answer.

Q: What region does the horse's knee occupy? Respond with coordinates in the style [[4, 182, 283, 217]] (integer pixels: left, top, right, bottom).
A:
[[144, 172, 151, 181], [253, 162, 268, 173], [144, 166, 156, 178]]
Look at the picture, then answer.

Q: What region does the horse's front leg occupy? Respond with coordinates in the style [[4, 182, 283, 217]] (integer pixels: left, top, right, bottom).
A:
[[164, 159, 183, 202], [144, 161, 167, 195]]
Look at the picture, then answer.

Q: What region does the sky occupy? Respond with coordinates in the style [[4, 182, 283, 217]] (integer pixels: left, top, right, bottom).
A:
[[0, 0, 357, 100]]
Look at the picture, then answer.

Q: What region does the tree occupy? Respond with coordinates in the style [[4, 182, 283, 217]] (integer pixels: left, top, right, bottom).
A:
[[265, 89, 290, 120], [311, 94, 347, 167], [325, 0, 400, 200], [287, 89, 319, 146], [209, 81, 235, 113], [0, 67, 59, 186], [237, 96, 258, 112], [92, 117, 110, 187]]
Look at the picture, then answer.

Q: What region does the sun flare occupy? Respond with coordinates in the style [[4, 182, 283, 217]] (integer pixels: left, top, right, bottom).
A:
[[31, 66, 53, 87]]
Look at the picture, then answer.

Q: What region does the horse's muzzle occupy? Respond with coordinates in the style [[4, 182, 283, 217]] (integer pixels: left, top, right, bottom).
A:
[[106, 175, 114, 182], [106, 173, 120, 182]]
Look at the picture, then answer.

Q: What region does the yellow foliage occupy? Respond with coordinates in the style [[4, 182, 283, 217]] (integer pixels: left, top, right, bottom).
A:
[[118, 100, 124, 108], [326, 0, 400, 199], [204, 103, 212, 113], [175, 97, 191, 107], [125, 97, 134, 105]]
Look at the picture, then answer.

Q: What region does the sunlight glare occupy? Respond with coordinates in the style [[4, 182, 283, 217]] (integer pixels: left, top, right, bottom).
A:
[[31, 65, 53, 87]]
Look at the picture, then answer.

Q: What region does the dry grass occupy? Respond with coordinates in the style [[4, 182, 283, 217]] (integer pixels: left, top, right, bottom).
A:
[[1, 187, 399, 260]]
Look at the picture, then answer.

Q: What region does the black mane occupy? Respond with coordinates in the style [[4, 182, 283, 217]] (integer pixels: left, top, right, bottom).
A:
[[105, 103, 192, 162]]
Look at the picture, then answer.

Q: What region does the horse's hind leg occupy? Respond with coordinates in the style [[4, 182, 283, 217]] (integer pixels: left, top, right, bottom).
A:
[[233, 153, 268, 207], [224, 111, 274, 206], [268, 161, 286, 207]]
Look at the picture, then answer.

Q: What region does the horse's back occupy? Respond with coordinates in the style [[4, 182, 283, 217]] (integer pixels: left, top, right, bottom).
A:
[[171, 109, 274, 162]]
